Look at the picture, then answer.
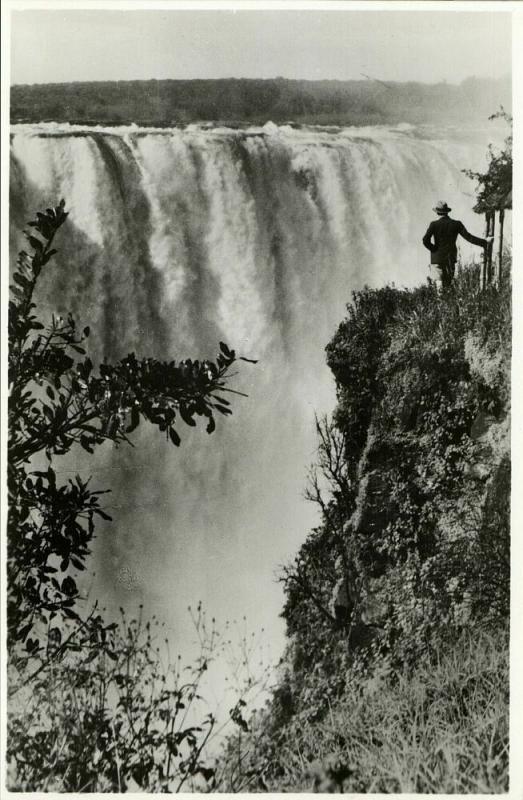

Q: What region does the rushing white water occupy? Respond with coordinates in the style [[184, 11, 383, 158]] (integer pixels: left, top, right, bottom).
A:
[[9, 122, 496, 663]]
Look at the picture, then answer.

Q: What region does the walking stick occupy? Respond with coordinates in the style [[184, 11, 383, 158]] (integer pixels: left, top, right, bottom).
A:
[[498, 208, 505, 286], [482, 213, 489, 291]]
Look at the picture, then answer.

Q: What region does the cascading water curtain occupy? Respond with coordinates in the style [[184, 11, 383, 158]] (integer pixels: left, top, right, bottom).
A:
[[9, 122, 493, 657]]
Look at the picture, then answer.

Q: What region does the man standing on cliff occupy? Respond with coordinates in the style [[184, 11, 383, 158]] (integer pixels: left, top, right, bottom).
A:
[[422, 201, 491, 288]]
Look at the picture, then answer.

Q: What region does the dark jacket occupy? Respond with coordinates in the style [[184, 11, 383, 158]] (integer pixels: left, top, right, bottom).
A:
[[422, 215, 486, 265]]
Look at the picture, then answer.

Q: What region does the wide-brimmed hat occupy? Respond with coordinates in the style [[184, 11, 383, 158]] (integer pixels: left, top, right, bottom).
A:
[[433, 200, 452, 214]]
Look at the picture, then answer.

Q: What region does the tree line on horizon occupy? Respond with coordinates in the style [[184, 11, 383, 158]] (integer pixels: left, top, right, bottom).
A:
[[11, 75, 510, 127]]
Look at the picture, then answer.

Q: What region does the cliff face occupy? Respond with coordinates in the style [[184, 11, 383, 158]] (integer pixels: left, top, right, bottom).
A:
[[326, 268, 510, 646], [218, 264, 511, 792], [284, 269, 510, 675]]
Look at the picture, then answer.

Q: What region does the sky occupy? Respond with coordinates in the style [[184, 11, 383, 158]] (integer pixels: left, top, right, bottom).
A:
[[10, 7, 511, 86]]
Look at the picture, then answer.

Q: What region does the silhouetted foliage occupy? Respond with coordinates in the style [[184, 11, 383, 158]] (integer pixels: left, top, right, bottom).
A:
[[7, 202, 261, 792], [8, 200, 249, 649], [463, 108, 512, 212], [7, 604, 257, 792]]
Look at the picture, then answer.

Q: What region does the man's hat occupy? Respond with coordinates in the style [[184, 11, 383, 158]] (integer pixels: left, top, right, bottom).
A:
[[433, 200, 452, 214]]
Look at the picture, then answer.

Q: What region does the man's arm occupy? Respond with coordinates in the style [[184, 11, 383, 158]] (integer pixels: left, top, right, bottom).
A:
[[422, 222, 436, 252], [458, 222, 486, 248]]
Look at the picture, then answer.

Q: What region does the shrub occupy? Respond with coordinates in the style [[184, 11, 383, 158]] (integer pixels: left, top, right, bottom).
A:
[[7, 203, 257, 791]]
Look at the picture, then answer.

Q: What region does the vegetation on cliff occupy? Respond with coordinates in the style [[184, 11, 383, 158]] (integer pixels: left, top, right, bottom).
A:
[[216, 262, 511, 792]]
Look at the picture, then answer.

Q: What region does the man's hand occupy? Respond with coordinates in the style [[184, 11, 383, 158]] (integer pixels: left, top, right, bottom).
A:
[[485, 236, 495, 248]]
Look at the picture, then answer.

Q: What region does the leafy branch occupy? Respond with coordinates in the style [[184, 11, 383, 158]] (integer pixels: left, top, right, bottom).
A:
[[8, 201, 255, 649]]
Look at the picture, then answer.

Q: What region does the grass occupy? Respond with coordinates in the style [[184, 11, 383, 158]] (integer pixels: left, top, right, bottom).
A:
[[335, 629, 508, 793], [232, 628, 509, 793]]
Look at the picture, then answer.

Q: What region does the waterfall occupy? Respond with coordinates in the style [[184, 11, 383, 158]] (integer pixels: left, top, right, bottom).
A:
[[9, 122, 493, 660]]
